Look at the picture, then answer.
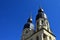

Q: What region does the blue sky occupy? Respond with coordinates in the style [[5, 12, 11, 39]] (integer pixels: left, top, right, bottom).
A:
[[0, 0, 60, 40]]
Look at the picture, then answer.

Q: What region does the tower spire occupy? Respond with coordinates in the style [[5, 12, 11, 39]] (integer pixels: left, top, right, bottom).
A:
[[30, 12, 32, 19], [38, 0, 42, 9]]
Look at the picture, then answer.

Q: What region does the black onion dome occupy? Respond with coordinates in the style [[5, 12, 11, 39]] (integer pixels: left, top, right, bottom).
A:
[[36, 8, 44, 20], [24, 23, 34, 29], [24, 23, 30, 29], [24, 17, 34, 29]]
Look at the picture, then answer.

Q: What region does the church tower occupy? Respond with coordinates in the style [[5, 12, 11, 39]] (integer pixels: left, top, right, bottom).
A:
[[35, 8, 56, 40], [21, 8, 56, 40], [36, 8, 52, 32], [22, 16, 35, 40]]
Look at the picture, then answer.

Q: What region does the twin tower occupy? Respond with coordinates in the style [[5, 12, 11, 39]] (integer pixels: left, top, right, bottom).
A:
[[21, 8, 56, 40]]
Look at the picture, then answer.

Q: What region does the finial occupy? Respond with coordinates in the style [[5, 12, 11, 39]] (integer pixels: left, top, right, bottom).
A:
[[30, 12, 32, 18], [38, 2, 43, 12], [27, 12, 32, 23], [30, 12, 32, 21], [38, 0, 43, 10]]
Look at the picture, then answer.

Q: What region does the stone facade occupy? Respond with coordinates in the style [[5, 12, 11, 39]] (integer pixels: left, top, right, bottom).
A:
[[21, 8, 56, 40]]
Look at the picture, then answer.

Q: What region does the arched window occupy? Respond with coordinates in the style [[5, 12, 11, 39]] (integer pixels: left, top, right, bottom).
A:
[[49, 36, 51, 40], [41, 20, 44, 24], [43, 34, 47, 40]]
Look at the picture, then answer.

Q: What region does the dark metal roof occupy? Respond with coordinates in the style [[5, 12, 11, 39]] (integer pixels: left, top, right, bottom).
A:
[[38, 8, 44, 12], [23, 17, 34, 29], [24, 23, 30, 29], [36, 8, 44, 20], [36, 8, 47, 20]]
